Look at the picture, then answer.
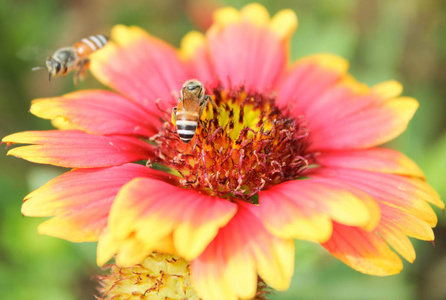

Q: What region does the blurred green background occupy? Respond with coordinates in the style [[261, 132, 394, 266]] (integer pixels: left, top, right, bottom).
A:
[[1, 0, 445, 299]]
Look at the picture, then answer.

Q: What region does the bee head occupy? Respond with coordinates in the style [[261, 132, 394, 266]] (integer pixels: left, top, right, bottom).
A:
[[182, 80, 205, 101], [46, 56, 62, 78]]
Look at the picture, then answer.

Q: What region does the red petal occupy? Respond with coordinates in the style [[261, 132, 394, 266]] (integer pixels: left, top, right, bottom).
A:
[[179, 31, 217, 86], [207, 20, 287, 92], [277, 55, 348, 112], [90, 25, 188, 115], [3, 130, 154, 168], [309, 167, 443, 222], [30, 90, 162, 137], [308, 97, 418, 150], [316, 148, 424, 178], [322, 222, 403, 276], [278, 55, 417, 149], [22, 164, 179, 242], [190, 201, 294, 300], [309, 167, 441, 264], [259, 179, 377, 243]]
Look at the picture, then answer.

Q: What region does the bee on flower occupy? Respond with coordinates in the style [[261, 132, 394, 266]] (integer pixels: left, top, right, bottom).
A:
[[172, 79, 218, 143]]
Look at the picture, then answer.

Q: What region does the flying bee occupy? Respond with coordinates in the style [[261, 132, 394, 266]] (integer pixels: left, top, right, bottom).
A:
[[172, 80, 218, 143], [32, 34, 108, 84]]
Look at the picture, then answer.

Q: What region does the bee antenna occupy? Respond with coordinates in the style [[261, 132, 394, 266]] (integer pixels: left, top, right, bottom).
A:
[[32, 66, 45, 71]]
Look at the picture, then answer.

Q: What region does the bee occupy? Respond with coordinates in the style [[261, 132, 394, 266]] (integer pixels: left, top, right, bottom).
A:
[[32, 34, 108, 84], [172, 80, 218, 143]]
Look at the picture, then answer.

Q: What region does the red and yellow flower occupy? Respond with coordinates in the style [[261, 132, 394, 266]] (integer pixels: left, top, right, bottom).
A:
[[3, 3, 443, 300]]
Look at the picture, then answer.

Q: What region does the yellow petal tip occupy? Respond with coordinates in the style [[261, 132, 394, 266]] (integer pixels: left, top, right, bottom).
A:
[[51, 117, 73, 130], [213, 6, 241, 26], [270, 9, 298, 39], [300, 54, 349, 74], [241, 3, 270, 26], [388, 97, 419, 119], [179, 31, 206, 61], [111, 25, 149, 46], [339, 73, 370, 94], [373, 80, 403, 99]]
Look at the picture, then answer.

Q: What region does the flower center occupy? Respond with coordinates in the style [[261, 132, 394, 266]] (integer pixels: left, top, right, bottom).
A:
[[151, 85, 311, 202]]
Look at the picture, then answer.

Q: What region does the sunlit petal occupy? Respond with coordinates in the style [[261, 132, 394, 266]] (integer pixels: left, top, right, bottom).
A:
[[3, 130, 154, 168], [191, 202, 294, 300]]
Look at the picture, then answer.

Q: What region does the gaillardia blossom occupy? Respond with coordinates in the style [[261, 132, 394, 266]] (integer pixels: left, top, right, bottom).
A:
[[4, 3, 443, 300]]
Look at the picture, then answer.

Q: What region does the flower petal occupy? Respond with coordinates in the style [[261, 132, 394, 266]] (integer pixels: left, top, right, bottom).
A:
[[309, 167, 443, 222], [89, 25, 188, 114], [259, 179, 376, 243], [97, 178, 237, 266], [379, 204, 434, 241], [190, 201, 294, 300], [277, 54, 349, 112], [278, 55, 416, 149], [3, 130, 154, 168], [309, 167, 442, 263], [308, 96, 418, 150], [206, 4, 296, 91], [22, 164, 179, 242], [270, 9, 298, 40], [316, 148, 425, 178], [372, 80, 403, 99], [179, 31, 216, 86], [322, 223, 403, 276], [376, 221, 416, 263], [30, 90, 161, 137]]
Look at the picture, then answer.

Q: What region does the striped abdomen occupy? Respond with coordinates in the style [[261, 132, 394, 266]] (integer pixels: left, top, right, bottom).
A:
[[74, 34, 108, 57], [176, 111, 199, 143]]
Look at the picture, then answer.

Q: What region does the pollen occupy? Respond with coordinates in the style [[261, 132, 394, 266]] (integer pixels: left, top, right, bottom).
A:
[[152, 85, 311, 202]]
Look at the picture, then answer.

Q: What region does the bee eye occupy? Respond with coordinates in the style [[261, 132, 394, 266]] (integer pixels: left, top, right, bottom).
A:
[[55, 63, 62, 73]]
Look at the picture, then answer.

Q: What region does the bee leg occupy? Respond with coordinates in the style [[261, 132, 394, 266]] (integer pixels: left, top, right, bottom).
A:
[[197, 96, 219, 123], [74, 59, 89, 86], [197, 98, 213, 137], [198, 103, 206, 119], [72, 61, 80, 86], [80, 59, 90, 79], [205, 95, 217, 107], [62, 65, 68, 77], [204, 95, 221, 114], [172, 107, 177, 122]]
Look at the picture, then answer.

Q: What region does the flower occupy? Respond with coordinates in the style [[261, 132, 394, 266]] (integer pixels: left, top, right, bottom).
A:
[[97, 253, 201, 299], [97, 252, 270, 300], [3, 3, 443, 300]]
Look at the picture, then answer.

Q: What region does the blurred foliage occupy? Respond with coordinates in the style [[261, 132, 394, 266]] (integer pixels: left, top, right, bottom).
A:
[[0, 0, 445, 299]]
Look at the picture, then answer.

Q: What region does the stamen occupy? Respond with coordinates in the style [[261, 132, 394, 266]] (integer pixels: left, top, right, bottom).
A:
[[152, 85, 312, 202]]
